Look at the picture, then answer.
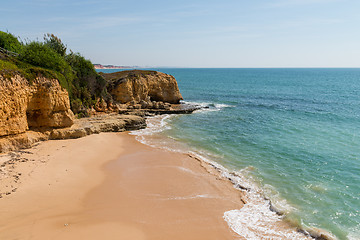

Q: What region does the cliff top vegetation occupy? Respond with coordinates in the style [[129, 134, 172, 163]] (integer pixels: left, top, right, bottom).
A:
[[0, 31, 109, 116]]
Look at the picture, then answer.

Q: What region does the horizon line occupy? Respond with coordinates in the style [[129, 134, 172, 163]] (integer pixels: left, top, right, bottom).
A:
[[96, 66, 360, 69]]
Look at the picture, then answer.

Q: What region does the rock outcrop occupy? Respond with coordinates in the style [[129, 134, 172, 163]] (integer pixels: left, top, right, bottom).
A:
[[102, 70, 183, 105], [0, 114, 146, 153], [0, 75, 74, 137], [0, 70, 188, 153]]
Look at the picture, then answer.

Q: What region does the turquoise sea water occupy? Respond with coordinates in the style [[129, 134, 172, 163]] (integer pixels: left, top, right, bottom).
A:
[[99, 68, 360, 240]]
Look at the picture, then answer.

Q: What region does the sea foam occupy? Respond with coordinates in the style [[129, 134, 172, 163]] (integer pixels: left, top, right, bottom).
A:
[[182, 100, 235, 112], [131, 113, 312, 240]]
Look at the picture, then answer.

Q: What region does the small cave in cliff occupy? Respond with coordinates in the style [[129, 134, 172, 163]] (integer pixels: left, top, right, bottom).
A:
[[149, 95, 162, 102], [26, 110, 42, 128]]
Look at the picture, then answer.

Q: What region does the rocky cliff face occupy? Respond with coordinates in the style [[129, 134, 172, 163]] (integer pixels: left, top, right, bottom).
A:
[[0, 74, 74, 138], [102, 70, 183, 105], [0, 69, 184, 153]]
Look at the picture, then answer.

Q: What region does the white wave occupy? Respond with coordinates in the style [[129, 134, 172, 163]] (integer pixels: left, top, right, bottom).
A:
[[185, 152, 309, 239], [131, 114, 172, 136], [224, 203, 309, 240], [130, 114, 175, 145], [262, 184, 295, 214], [348, 227, 360, 240], [181, 101, 235, 113], [130, 111, 312, 240], [215, 103, 235, 109]]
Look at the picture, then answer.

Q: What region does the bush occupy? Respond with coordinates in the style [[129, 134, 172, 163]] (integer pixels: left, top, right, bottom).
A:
[[1, 31, 111, 116], [19, 41, 75, 93], [44, 33, 67, 57], [20, 42, 66, 71], [65, 52, 107, 98], [0, 31, 23, 53], [70, 98, 83, 113]]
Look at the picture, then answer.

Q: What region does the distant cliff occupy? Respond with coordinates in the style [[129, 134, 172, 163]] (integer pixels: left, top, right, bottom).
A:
[[93, 64, 136, 69], [101, 70, 183, 105]]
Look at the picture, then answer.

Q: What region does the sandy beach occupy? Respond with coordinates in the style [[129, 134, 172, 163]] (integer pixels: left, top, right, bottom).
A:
[[0, 132, 245, 240]]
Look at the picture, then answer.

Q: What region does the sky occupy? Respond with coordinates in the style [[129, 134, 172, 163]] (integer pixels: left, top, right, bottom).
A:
[[1, 0, 360, 67]]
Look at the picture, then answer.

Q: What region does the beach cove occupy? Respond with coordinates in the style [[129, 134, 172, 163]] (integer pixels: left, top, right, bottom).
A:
[[0, 131, 312, 239], [0, 66, 349, 239], [3, 1, 360, 238], [1, 59, 357, 239]]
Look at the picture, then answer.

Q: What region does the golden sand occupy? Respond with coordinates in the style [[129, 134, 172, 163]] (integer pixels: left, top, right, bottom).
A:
[[0, 133, 244, 240]]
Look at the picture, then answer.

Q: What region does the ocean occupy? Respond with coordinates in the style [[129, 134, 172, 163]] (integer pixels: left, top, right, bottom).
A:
[[98, 68, 360, 240]]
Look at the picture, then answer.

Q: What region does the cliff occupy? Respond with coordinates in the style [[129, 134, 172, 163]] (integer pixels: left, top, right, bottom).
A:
[[0, 31, 188, 153], [0, 74, 74, 137], [0, 69, 189, 153], [102, 70, 183, 105], [0, 73, 148, 153]]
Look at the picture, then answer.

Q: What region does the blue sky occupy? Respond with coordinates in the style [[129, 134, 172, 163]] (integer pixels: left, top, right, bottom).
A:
[[1, 0, 360, 67]]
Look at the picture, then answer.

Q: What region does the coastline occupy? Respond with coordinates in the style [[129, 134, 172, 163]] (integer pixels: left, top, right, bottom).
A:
[[0, 132, 244, 239], [131, 115, 329, 239], [0, 130, 315, 239], [1, 28, 355, 240]]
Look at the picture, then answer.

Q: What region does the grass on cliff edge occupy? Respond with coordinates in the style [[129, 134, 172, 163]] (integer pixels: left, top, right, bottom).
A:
[[0, 54, 71, 91]]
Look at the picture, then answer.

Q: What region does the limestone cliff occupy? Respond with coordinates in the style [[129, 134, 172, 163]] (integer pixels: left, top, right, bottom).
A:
[[102, 70, 183, 104], [0, 74, 74, 138], [0, 69, 185, 153]]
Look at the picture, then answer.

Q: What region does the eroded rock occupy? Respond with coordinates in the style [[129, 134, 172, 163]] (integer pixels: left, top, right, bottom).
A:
[[0, 75, 74, 137], [0, 114, 146, 152], [102, 70, 183, 105]]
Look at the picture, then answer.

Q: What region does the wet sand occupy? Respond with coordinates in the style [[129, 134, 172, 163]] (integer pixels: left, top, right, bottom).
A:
[[0, 133, 244, 240]]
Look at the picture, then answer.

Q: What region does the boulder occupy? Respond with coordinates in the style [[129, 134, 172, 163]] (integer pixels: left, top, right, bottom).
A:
[[140, 100, 148, 109], [147, 101, 153, 109], [94, 99, 107, 112], [158, 101, 165, 109]]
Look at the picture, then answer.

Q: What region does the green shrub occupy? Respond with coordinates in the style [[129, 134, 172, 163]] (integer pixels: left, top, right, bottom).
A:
[[65, 52, 107, 100], [44, 33, 67, 57], [71, 98, 83, 113], [19, 41, 75, 92], [0, 31, 23, 53], [1, 31, 112, 115], [19, 42, 66, 72]]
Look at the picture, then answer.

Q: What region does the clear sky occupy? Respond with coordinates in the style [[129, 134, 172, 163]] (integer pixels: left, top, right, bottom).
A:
[[1, 0, 360, 67]]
